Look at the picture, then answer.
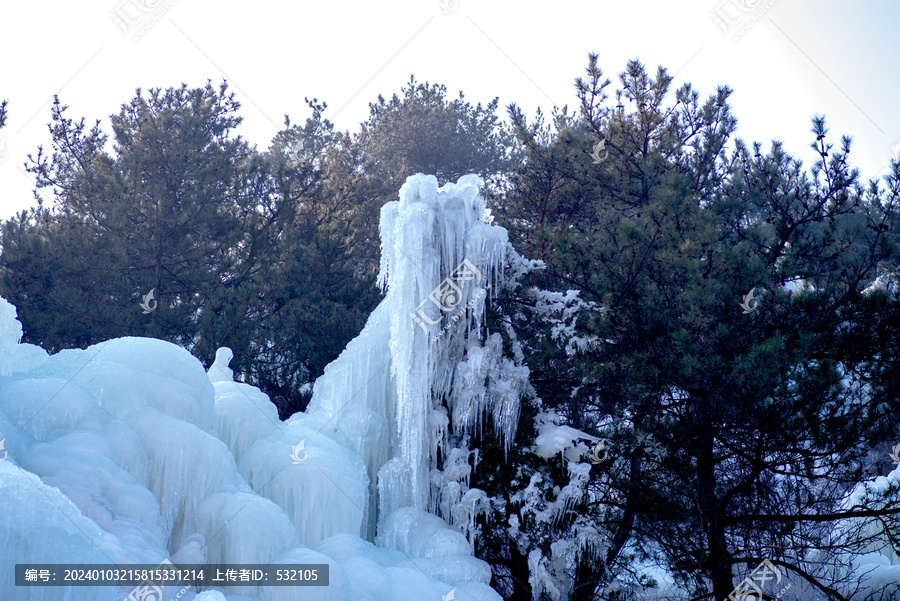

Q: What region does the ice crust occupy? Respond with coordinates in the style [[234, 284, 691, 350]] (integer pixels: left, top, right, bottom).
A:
[[0, 175, 511, 600]]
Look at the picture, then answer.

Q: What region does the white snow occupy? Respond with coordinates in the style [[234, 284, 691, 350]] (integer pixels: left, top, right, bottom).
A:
[[862, 271, 900, 298], [533, 411, 598, 461], [779, 277, 816, 296]]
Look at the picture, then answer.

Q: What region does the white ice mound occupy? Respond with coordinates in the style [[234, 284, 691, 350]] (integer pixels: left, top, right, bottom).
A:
[[0, 297, 48, 376], [0, 459, 120, 601], [0, 174, 515, 600]]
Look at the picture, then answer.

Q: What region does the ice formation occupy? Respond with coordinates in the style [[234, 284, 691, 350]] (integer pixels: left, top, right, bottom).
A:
[[0, 174, 522, 600]]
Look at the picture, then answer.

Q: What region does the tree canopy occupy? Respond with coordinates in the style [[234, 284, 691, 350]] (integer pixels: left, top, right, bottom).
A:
[[487, 55, 900, 600]]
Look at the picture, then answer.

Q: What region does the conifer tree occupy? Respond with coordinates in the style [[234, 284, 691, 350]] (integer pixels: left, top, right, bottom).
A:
[[495, 55, 900, 600], [357, 75, 519, 204], [1, 83, 262, 361]]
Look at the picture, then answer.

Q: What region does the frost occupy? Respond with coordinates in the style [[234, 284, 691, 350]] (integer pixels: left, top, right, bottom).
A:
[[862, 271, 900, 299], [530, 288, 603, 356], [450, 333, 529, 455]]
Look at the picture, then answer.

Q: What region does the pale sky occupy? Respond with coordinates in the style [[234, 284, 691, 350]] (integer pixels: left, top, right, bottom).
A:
[[1, 0, 898, 220]]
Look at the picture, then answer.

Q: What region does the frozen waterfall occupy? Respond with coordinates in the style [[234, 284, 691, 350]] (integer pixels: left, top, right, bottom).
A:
[[0, 173, 525, 601]]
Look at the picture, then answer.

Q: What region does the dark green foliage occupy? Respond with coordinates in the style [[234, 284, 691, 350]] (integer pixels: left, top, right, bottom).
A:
[[0, 86, 383, 418], [4, 84, 259, 355], [494, 54, 900, 600], [244, 102, 382, 415], [358, 75, 520, 205]]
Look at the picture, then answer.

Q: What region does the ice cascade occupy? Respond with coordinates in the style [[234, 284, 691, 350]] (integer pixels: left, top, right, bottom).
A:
[[287, 173, 519, 554], [0, 174, 520, 601]]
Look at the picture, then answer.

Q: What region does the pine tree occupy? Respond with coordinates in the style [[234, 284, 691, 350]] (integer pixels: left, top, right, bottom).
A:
[[357, 75, 518, 203], [498, 55, 900, 600], [2, 83, 262, 362], [243, 98, 381, 416]]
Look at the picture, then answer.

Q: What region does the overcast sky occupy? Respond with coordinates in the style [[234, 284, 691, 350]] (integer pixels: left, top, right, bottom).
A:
[[1, 0, 898, 220]]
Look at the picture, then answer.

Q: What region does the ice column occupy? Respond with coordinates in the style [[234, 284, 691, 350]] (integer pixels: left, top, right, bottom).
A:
[[299, 173, 508, 532], [377, 174, 506, 512]]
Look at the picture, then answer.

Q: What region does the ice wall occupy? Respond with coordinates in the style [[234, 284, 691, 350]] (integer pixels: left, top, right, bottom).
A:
[[0, 174, 517, 601]]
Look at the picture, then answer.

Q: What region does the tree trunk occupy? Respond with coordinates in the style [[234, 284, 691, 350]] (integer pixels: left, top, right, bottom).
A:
[[572, 554, 599, 601], [696, 401, 733, 600], [508, 541, 532, 600]]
